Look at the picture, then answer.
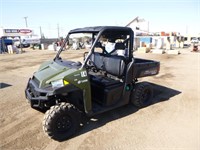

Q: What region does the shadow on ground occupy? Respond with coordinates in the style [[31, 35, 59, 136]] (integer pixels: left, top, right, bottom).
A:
[[150, 83, 181, 104], [64, 82, 181, 142], [0, 83, 12, 89]]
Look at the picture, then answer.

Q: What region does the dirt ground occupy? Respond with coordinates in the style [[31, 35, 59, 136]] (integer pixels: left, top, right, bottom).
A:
[[0, 48, 199, 150]]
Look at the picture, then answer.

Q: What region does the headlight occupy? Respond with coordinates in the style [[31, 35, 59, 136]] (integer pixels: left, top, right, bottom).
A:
[[51, 79, 69, 89]]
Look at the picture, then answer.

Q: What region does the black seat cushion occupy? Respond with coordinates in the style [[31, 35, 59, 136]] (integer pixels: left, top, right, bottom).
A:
[[90, 75, 121, 87]]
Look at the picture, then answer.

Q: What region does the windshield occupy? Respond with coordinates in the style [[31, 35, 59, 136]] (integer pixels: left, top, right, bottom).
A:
[[55, 33, 94, 62]]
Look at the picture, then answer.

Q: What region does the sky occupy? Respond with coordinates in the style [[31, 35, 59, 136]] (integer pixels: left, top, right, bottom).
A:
[[0, 0, 200, 38]]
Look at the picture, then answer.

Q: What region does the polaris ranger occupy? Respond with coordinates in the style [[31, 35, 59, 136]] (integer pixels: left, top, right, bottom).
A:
[[25, 26, 160, 141]]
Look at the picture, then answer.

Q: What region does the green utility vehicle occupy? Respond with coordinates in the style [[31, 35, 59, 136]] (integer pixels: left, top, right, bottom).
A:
[[25, 26, 160, 140]]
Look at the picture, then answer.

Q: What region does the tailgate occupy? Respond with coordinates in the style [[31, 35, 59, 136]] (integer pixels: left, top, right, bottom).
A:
[[133, 58, 160, 78]]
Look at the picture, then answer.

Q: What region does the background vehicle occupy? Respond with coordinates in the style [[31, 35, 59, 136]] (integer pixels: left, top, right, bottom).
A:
[[14, 36, 40, 48], [191, 37, 199, 43], [15, 40, 30, 48], [25, 26, 160, 141]]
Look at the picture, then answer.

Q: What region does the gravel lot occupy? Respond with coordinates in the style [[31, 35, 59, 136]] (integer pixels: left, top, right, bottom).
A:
[[0, 48, 199, 150]]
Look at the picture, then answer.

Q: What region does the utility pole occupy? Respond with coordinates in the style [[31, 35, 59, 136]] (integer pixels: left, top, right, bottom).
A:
[[186, 25, 188, 34], [40, 26, 43, 39], [24, 16, 28, 27], [57, 24, 60, 38]]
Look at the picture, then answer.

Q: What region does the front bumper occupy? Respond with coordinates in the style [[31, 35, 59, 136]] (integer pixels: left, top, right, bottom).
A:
[[25, 78, 54, 108]]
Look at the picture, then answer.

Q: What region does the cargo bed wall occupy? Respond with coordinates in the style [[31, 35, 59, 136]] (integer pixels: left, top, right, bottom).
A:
[[133, 58, 160, 78]]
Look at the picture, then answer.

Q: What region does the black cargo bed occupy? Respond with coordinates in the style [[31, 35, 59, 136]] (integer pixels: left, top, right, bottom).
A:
[[133, 58, 160, 78]]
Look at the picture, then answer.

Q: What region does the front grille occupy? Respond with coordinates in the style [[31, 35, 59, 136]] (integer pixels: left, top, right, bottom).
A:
[[27, 79, 48, 98]]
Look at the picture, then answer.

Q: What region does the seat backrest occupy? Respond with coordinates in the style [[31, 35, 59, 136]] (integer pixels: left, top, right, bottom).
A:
[[90, 52, 104, 70], [90, 52, 125, 77], [104, 56, 125, 77], [115, 42, 125, 50]]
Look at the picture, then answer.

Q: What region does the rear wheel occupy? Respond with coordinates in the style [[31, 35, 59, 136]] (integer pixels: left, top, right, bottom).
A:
[[43, 102, 80, 141], [131, 82, 153, 108]]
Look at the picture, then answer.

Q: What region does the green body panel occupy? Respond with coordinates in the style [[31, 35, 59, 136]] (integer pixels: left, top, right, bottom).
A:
[[33, 61, 92, 113], [34, 61, 67, 88], [62, 69, 91, 114]]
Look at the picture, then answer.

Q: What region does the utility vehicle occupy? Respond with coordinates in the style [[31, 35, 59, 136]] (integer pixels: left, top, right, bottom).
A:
[[25, 26, 160, 141]]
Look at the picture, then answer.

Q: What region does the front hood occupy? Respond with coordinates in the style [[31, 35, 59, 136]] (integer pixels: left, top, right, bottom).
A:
[[33, 61, 74, 88]]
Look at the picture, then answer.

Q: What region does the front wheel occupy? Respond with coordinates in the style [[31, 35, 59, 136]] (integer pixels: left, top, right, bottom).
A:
[[131, 82, 153, 108], [43, 102, 80, 141]]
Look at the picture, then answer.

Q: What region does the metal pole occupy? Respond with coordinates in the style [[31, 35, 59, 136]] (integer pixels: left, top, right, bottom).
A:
[[19, 36, 23, 53], [186, 25, 188, 34], [24, 16, 28, 27], [57, 24, 60, 38], [40, 26, 42, 38]]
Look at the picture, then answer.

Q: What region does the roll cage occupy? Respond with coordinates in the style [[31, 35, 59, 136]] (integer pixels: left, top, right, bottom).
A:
[[54, 26, 134, 69]]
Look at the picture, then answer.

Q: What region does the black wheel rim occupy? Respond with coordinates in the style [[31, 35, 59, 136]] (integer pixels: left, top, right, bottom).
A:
[[56, 115, 72, 132]]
